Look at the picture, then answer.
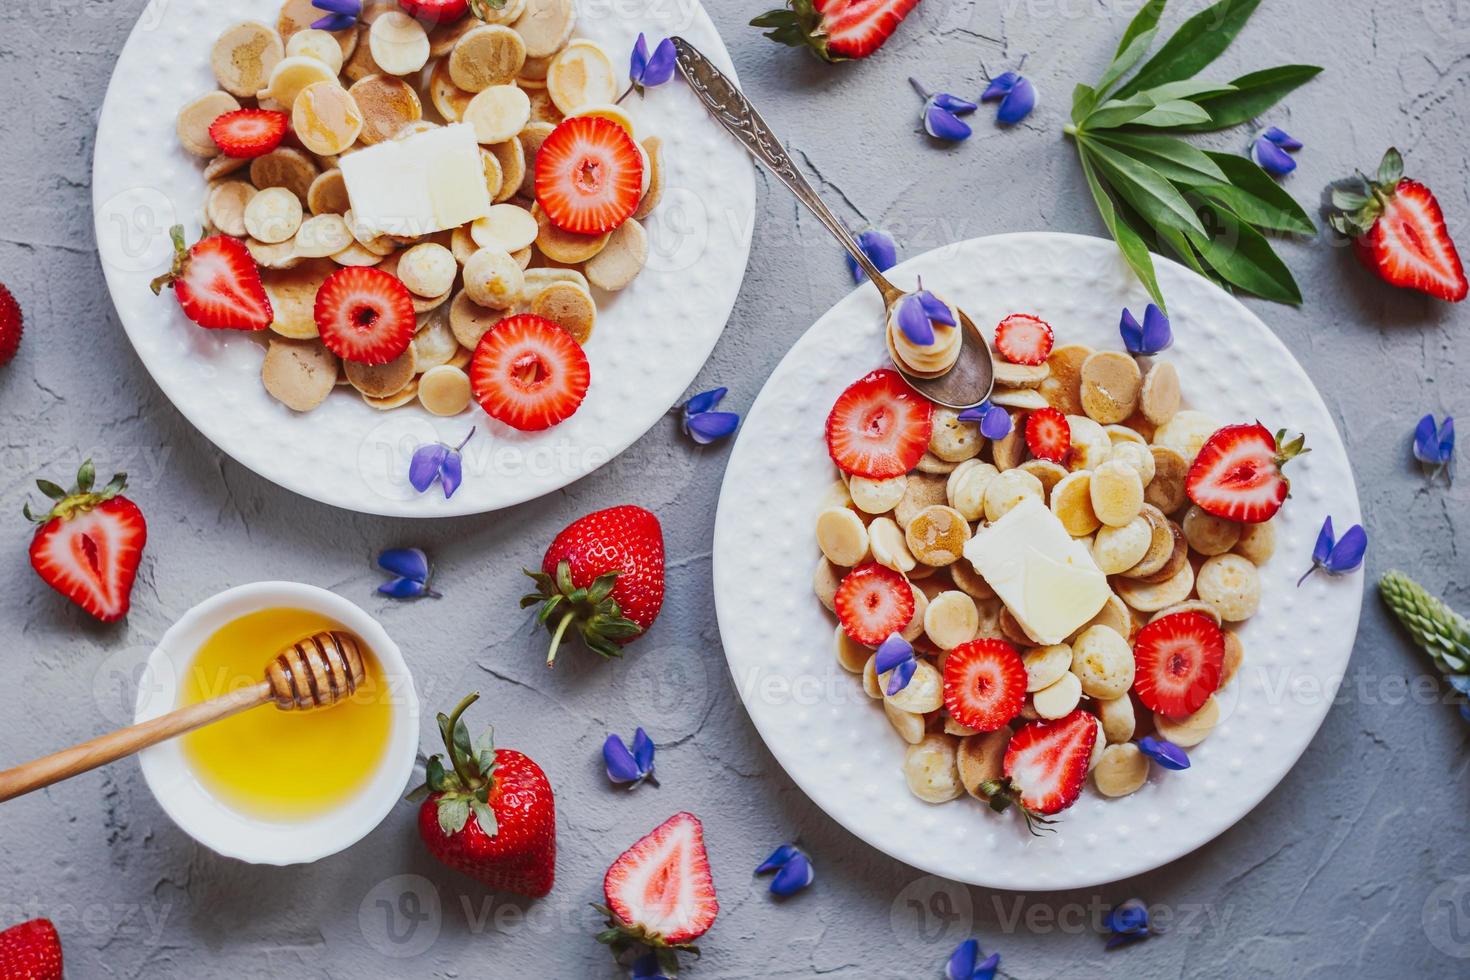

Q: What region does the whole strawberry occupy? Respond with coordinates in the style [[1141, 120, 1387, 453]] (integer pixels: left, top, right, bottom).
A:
[[0, 919, 63, 980], [0, 282, 23, 366], [25, 460, 147, 623], [1329, 148, 1468, 302], [150, 225, 274, 331], [399, 0, 469, 24], [407, 693, 556, 899], [523, 505, 665, 666], [751, 0, 920, 62]]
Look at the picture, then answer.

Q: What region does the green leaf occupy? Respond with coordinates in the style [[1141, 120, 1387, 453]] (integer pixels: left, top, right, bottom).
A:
[[1114, 0, 1264, 100], [35, 480, 67, 501], [1133, 79, 1238, 104], [1090, 131, 1228, 183], [1096, 26, 1159, 97], [437, 797, 470, 836], [1184, 198, 1303, 303], [1083, 138, 1207, 237], [1197, 152, 1316, 234], [1128, 100, 1214, 128], [1175, 65, 1323, 131], [1113, 0, 1168, 60], [1157, 223, 1217, 282], [77, 460, 95, 493], [471, 799, 498, 837], [1079, 147, 1167, 311], [1332, 188, 1371, 211], [1379, 147, 1404, 185], [1071, 83, 1099, 125]]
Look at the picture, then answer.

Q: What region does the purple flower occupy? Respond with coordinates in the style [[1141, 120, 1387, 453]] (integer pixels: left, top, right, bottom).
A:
[[958, 401, 1013, 440], [845, 228, 898, 283], [1137, 736, 1191, 771], [1414, 414, 1455, 482], [603, 728, 658, 788], [630, 952, 672, 980], [874, 634, 917, 696], [755, 844, 814, 897], [1120, 304, 1173, 355], [409, 429, 474, 499], [1251, 127, 1302, 177], [981, 71, 1037, 125], [682, 387, 740, 444], [629, 34, 677, 91], [946, 939, 1000, 980], [377, 547, 441, 600], [895, 280, 955, 347], [311, 0, 361, 31], [910, 78, 977, 142], [1104, 898, 1155, 950], [1298, 515, 1368, 586]]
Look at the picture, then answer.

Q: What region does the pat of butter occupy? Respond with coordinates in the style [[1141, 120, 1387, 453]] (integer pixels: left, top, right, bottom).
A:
[[962, 498, 1111, 646], [339, 123, 491, 238]]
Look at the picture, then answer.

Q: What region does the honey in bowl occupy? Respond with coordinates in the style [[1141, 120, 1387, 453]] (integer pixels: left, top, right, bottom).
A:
[[179, 608, 393, 821]]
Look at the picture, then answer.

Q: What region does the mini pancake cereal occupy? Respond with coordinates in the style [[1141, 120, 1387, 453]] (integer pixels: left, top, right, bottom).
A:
[[163, 1, 669, 427], [810, 305, 1306, 821]]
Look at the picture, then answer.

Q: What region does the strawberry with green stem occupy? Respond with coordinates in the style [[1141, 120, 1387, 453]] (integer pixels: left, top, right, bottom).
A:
[[25, 460, 147, 623]]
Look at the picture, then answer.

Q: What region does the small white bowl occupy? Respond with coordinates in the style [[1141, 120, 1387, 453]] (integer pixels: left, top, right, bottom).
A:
[[135, 582, 420, 865]]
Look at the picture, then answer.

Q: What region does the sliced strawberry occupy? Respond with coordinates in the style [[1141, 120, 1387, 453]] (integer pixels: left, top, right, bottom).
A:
[[314, 267, 416, 365], [992, 709, 1095, 825], [534, 116, 644, 235], [994, 314, 1054, 365], [1132, 612, 1225, 719], [209, 109, 288, 159], [825, 369, 933, 478], [1186, 422, 1307, 524], [470, 314, 590, 430], [1357, 180, 1468, 302], [603, 812, 719, 945], [398, 0, 470, 24], [943, 639, 1027, 732], [753, 0, 921, 61], [1024, 407, 1071, 464], [150, 227, 273, 331], [0, 282, 23, 366], [833, 563, 914, 646], [27, 465, 147, 625]]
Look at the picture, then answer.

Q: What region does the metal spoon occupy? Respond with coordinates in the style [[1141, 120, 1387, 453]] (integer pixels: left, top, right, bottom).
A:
[[671, 37, 994, 410]]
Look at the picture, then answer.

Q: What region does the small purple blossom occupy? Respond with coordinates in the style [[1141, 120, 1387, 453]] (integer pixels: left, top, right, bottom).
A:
[[1104, 898, 1157, 950], [1414, 414, 1455, 483], [630, 952, 673, 980], [981, 70, 1037, 125], [874, 634, 917, 696], [629, 34, 677, 91], [755, 844, 814, 897], [1298, 515, 1368, 586], [311, 0, 361, 31], [946, 939, 1000, 980], [958, 401, 1013, 440], [1251, 126, 1302, 177], [1137, 736, 1190, 771], [911, 78, 978, 142], [409, 429, 474, 499], [895, 280, 955, 347], [1120, 303, 1173, 355], [603, 728, 658, 788], [682, 387, 740, 444], [845, 228, 898, 284], [376, 547, 441, 600]]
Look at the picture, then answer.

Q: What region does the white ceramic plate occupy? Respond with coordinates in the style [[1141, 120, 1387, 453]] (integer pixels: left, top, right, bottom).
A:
[[93, 1, 754, 517], [713, 233, 1364, 889]]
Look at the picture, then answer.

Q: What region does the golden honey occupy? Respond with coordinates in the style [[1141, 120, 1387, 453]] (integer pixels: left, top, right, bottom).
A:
[[179, 608, 393, 821]]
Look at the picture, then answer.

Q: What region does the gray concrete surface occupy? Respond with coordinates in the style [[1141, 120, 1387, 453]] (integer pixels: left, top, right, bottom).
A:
[[2, 0, 1469, 977]]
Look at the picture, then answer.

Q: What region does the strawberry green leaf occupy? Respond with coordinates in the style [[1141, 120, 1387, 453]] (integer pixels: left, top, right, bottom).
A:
[[77, 460, 95, 493], [437, 797, 470, 836], [1175, 65, 1323, 131], [1114, 0, 1264, 101], [470, 799, 498, 837], [36, 480, 67, 500], [1184, 198, 1303, 304], [1079, 147, 1167, 312]]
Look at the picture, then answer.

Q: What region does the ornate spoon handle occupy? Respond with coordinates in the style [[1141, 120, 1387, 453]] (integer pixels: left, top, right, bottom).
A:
[[671, 37, 899, 301]]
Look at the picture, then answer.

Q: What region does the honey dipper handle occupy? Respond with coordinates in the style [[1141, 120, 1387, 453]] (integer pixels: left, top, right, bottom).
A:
[[0, 682, 272, 804]]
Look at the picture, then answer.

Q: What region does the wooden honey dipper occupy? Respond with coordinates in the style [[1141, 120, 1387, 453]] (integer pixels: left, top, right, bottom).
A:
[[0, 630, 366, 803]]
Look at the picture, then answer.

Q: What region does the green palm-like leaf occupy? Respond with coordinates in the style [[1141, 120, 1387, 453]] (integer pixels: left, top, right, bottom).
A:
[[1194, 152, 1316, 235], [1184, 198, 1303, 304], [1090, 131, 1228, 184], [1082, 138, 1208, 237], [1079, 148, 1167, 311], [1176, 65, 1324, 131], [1114, 0, 1264, 100]]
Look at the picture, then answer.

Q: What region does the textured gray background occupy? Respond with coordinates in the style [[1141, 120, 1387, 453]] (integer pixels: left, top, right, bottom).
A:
[[1, 0, 1468, 977]]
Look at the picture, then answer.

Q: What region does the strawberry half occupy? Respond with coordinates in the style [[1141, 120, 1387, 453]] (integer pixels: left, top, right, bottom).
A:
[[534, 116, 644, 235], [994, 314, 1054, 365], [751, 0, 921, 62], [314, 266, 417, 364], [943, 638, 1027, 733], [0, 282, 22, 366], [1132, 611, 1225, 720], [1186, 422, 1308, 524], [398, 0, 470, 24], [0, 919, 63, 980], [834, 562, 914, 646], [470, 314, 591, 430], [981, 709, 1096, 831], [599, 812, 719, 954], [150, 226, 273, 331], [1024, 407, 1071, 464], [208, 109, 288, 159], [1329, 148, 1467, 303], [25, 461, 147, 624], [825, 368, 934, 478]]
